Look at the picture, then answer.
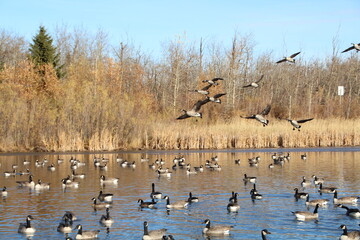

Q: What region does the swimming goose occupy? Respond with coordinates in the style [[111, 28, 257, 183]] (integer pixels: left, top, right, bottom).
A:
[[98, 163, 108, 171], [99, 175, 119, 185], [187, 192, 199, 203], [276, 52, 301, 64], [98, 190, 113, 202], [229, 192, 237, 203], [47, 164, 56, 171], [91, 197, 111, 210], [74, 224, 100, 239], [186, 168, 197, 175], [61, 178, 79, 189], [250, 185, 263, 200], [341, 43, 360, 53], [234, 159, 241, 165], [100, 208, 114, 227], [242, 74, 264, 88], [301, 154, 307, 160], [202, 77, 224, 86], [227, 193, 240, 212], [301, 176, 311, 187], [194, 165, 204, 172], [176, 99, 208, 120], [150, 183, 162, 199], [62, 211, 77, 222], [294, 188, 309, 199], [126, 161, 136, 168], [243, 174, 257, 183], [16, 175, 35, 188], [71, 170, 85, 179], [57, 215, 72, 233], [189, 83, 213, 95], [337, 204, 360, 218], [202, 219, 233, 235], [4, 169, 16, 177], [261, 229, 271, 240], [138, 199, 157, 209], [142, 221, 167, 240], [205, 93, 226, 104], [34, 179, 50, 191], [2, 186, 8, 197], [292, 203, 320, 220], [333, 191, 359, 204], [18, 215, 36, 235], [157, 170, 172, 178], [305, 195, 329, 207], [241, 104, 271, 127], [318, 183, 337, 194], [163, 195, 189, 209], [339, 224, 360, 240], [23, 159, 31, 165], [312, 175, 324, 185], [284, 118, 313, 131], [35, 159, 45, 167]]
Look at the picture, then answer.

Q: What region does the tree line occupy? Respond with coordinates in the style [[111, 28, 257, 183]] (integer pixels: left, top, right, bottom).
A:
[[0, 26, 358, 152]]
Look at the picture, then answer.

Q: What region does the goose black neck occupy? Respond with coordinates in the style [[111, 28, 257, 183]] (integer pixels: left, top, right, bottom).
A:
[[313, 204, 319, 214], [26, 218, 31, 228], [77, 226, 82, 235], [143, 222, 149, 235], [262, 232, 267, 240]]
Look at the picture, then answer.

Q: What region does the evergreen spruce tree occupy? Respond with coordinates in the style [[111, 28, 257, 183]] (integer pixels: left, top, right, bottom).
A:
[[29, 25, 63, 78]]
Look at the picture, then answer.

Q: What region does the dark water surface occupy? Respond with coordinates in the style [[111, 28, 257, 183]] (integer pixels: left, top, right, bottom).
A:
[[0, 147, 360, 239]]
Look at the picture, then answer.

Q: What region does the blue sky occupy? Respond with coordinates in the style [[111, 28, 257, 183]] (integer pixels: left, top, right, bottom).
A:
[[1, 0, 359, 60]]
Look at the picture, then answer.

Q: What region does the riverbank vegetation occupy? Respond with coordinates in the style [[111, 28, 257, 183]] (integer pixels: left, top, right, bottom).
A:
[[0, 26, 359, 152]]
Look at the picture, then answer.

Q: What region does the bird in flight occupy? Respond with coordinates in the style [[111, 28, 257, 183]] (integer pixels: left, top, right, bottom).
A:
[[204, 93, 227, 104], [202, 77, 224, 86], [241, 105, 271, 127], [276, 52, 301, 64], [189, 84, 213, 95], [341, 43, 360, 53], [242, 75, 264, 88], [176, 99, 209, 120], [283, 118, 314, 131]]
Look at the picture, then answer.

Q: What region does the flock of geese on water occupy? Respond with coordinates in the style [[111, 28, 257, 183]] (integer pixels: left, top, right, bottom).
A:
[[1, 151, 360, 239], [177, 42, 360, 130]]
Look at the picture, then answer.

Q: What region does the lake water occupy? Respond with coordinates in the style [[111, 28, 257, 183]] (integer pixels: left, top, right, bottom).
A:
[[0, 147, 360, 239]]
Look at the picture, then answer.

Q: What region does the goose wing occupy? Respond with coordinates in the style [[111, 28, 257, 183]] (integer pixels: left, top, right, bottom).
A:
[[176, 114, 190, 120], [342, 46, 355, 53], [213, 93, 226, 98], [212, 77, 224, 82], [290, 52, 301, 58], [255, 74, 264, 83], [242, 83, 253, 88], [296, 118, 314, 123], [241, 115, 256, 119], [260, 105, 271, 116], [193, 99, 209, 111], [276, 58, 286, 64], [201, 84, 213, 91]]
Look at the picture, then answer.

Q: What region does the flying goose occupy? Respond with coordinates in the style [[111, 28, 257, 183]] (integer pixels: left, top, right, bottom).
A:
[[242, 74, 264, 88], [205, 93, 226, 104], [318, 183, 337, 194], [305, 195, 329, 207], [292, 203, 320, 220], [342, 43, 360, 53], [142, 221, 167, 240], [138, 199, 157, 209], [339, 224, 360, 240], [189, 83, 213, 95], [261, 229, 271, 240], [74, 224, 100, 239], [337, 204, 360, 218], [99, 208, 114, 227], [241, 105, 271, 127], [294, 188, 309, 199], [202, 219, 233, 235], [202, 77, 224, 86], [150, 183, 162, 199], [163, 195, 189, 209], [18, 215, 36, 235], [283, 118, 314, 131], [176, 99, 209, 120], [276, 52, 301, 64], [333, 191, 359, 204]]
